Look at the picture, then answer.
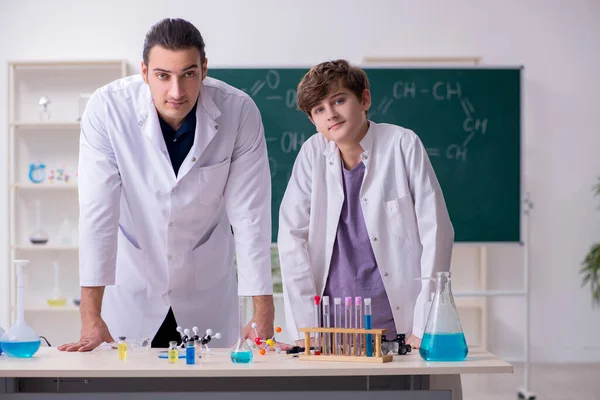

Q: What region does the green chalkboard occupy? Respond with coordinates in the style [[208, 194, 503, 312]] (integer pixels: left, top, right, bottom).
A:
[[208, 67, 521, 243]]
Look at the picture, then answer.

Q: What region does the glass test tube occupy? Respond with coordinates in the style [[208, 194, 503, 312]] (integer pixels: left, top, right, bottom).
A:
[[322, 296, 330, 355], [334, 298, 342, 355], [344, 297, 352, 355], [354, 297, 363, 356], [313, 296, 321, 353], [364, 298, 373, 357]]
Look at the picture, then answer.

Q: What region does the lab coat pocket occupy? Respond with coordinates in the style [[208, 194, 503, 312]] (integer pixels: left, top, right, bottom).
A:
[[384, 196, 419, 243], [192, 227, 232, 291], [115, 227, 147, 292], [197, 158, 231, 205]]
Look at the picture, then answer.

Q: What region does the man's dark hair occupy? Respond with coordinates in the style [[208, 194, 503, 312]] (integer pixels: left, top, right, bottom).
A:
[[143, 18, 206, 65]]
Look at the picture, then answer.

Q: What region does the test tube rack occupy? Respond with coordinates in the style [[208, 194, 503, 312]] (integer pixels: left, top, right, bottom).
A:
[[298, 327, 393, 363]]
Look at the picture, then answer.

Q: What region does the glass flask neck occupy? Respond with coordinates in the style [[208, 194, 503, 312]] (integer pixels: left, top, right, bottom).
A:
[[238, 297, 244, 337], [435, 272, 452, 297]]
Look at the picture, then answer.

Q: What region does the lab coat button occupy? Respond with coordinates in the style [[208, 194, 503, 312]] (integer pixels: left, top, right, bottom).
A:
[[171, 187, 176, 193], [168, 254, 172, 260], [191, 157, 197, 162], [329, 161, 333, 166], [362, 155, 368, 160], [215, 125, 219, 130], [396, 306, 400, 310], [384, 272, 389, 277], [362, 198, 367, 202], [138, 121, 143, 126], [371, 237, 378, 242], [169, 222, 173, 227], [168, 290, 172, 295]]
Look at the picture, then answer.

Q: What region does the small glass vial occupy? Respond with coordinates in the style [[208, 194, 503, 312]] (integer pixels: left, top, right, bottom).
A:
[[168, 341, 179, 364], [118, 336, 127, 361], [195, 339, 204, 357], [186, 340, 195, 365]]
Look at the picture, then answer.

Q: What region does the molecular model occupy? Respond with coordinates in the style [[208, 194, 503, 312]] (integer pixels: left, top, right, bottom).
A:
[[176, 325, 222, 351], [251, 323, 283, 355]]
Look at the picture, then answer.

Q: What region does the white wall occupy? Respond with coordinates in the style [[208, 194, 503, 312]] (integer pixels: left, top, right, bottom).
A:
[[1, 0, 599, 363]]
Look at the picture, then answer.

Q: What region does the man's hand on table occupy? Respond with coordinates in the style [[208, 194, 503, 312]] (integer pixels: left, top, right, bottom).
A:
[[58, 317, 114, 352]]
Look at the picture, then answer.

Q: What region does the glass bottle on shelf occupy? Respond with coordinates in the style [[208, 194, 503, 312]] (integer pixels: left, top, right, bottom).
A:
[[47, 261, 67, 307], [29, 200, 49, 245], [38, 96, 51, 121], [58, 218, 73, 246]]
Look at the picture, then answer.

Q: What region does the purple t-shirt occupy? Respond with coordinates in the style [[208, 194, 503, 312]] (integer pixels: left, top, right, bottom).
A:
[[323, 161, 397, 338]]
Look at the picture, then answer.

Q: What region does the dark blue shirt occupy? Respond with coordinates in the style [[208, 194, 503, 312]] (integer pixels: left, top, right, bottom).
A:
[[158, 102, 197, 177]]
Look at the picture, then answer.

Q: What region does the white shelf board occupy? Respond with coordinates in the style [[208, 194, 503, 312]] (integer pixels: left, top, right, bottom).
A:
[[454, 297, 484, 309], [25, 305, 80, 313], [12, 245, 79, 251], [11, 121, 80, 129], [12, 183, 78, 190], [11, 60, 125, 69]]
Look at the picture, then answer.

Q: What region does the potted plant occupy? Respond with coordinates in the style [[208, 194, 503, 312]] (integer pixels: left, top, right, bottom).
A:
[[581, 178, 600, 306]]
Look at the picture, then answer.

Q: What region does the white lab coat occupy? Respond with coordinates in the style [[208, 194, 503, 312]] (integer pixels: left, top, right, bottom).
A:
[[78, 75, 273, 345], [278, 121, 454, 342]]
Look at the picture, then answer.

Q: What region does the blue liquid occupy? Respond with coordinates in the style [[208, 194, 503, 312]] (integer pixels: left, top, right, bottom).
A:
[[0, 340, 41, 358], [364, 314, 373, 357], [419, 333, 468, 361], [186, 346, 195, 365], [230, 350, 253, 364]]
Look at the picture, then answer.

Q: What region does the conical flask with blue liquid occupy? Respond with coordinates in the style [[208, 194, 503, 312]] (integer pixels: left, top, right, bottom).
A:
[[230, 297, 253, 364], [419, 271, 468, 362], [0, 260, 41, 358]]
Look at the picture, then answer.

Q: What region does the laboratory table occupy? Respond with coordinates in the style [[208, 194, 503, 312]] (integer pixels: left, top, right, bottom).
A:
[[0, 347, 512, 399]]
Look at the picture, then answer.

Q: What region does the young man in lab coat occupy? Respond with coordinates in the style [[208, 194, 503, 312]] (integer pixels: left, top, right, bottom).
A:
[[278, 60, 461, 398], [58, 18, 276, 351]]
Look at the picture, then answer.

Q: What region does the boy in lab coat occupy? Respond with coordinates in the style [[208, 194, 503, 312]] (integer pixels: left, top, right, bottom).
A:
[[278, 60, 460, 398]]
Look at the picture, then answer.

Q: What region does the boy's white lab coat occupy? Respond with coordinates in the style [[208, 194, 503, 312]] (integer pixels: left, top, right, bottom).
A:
[[278, 122, 454, 342], [78, 75, 272, 345]]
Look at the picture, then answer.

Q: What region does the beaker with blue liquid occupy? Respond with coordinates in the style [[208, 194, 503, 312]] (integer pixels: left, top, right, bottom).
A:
[[0, 260, 42, 358], [419, 271, 468, 362]]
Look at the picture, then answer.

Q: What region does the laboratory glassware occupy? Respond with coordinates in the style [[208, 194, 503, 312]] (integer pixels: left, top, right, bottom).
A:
[[231, 297, 253, 364], [364, 298, 373, 357], [0, 260, 42, 358], [419, 272, 468, 361], [47, 261, 67, 306], [29, 200, 49, 245]]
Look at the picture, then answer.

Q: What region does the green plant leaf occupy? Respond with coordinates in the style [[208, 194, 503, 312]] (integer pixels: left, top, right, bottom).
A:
[[581, 209, 600, 305]]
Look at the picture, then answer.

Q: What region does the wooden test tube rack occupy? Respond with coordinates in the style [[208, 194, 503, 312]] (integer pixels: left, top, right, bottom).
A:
[[298, 327, 393, 363]]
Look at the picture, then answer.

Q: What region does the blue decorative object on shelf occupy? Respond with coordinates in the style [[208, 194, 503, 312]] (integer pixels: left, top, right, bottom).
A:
[[28, 163, 46, 184]]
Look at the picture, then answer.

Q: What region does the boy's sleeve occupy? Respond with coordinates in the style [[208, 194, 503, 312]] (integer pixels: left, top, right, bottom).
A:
[[278, 142, 318, 342], [406, 134, 455, 338]]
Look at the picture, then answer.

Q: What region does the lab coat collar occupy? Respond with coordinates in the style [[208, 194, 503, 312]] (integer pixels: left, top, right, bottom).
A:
[[136, 82, 223, 183], [175, 85, 222, 182], [321, 120, 376, 162], [198, 83, 222, 121], [138, 88, 167, 155], [359, 121, 375, 161], [136, 82, 222, 135]]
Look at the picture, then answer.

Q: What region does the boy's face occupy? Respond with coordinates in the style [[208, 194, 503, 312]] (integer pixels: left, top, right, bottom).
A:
[[309, 86, 371, 146], [141, 45, 208, 129]]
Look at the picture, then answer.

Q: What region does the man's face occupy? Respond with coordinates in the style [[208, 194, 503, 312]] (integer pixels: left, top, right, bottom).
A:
[[141, 45, 207, 129], [309, 85, 371, 146]]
